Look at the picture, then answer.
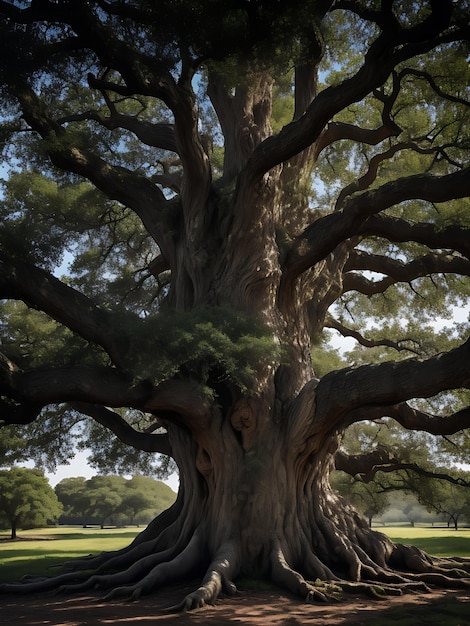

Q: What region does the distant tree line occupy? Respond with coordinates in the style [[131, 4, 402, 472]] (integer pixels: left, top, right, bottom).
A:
[[333, 469, 470, 530], [55, 474, 176, 528], [0, 468, 176, 538]]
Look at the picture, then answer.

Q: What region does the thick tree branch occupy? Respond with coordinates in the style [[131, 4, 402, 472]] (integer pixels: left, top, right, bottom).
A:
[[317, 120, 401, 157], [58, 111, 178, 153], [336, 448, 470, 488], [0, 253, 129, 368], [0, 398, 42, 425], [239, 0, 455, 184], [69, 402, 172, 456], [385, 402, 470, 437], [335, 447, 395, 477], [334, 141, 454, 212], [9, 79, 175, 259], [359, 215, 470, 260], [3, 6, 210, 262], [342, 250, 470, 295], [282, 167, 470, 283], [335, 401, 470, 438], [0, 360, 153, 421], [316, 336, 470, 429]]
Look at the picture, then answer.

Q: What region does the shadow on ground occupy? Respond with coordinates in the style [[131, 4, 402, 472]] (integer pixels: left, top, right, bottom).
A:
[[0, 581, 468, 625]]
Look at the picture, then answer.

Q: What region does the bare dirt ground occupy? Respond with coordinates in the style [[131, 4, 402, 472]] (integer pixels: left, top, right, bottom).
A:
[[1, 582, 469, 626]]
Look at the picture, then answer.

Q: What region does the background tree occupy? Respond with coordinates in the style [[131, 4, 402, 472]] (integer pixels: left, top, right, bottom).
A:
[[409, 472, 470, 530], [55, 475, 176, 527], [122, 475, 176, 526], [335, 418, 470, 527], [83, 475, 125, 529], [54, 477, 90, 526], [0, 0, 469, 610], [332, 471, 390, 527], [0, 468, 62, 539], [380, 492, 439, 527]]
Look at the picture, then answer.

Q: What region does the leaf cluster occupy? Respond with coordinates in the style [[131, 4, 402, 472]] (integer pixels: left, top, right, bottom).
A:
[[0, 467, 62, 535], [54, 473, 175, 526], [120, 304, 283, 395]]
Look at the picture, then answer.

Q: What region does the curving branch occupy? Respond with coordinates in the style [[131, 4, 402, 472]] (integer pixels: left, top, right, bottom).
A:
[[367, 462, 470, 489], [315, 67, 403, 160], [282, 166, 470, 282], [3, 4, 210, 261], [58, 111, 178, 153], [335, 447, 395, 477], [342, 250, 470, 295], [336, 448, 470, 488], [239, 0, 456, 184], [1, 354, 213, 436], [69, 402, 173, 456], [397, 68, 470, 108], [1, 361, 152, 412], [315, 335, 470, 430], [317, 120, 402, 160], [359, 214, 470, 260], [384, 402, 470, 437], [0, 397, 42, 426], [9, 78, 175, 258], [324, 314, 420, 354], [333, 139, 460, 212], [0, 253, 130, 368]]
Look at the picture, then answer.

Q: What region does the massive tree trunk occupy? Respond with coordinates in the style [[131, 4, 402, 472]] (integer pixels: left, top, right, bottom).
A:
[[0, 0, 470, 612], [3, 181, 470, 607]]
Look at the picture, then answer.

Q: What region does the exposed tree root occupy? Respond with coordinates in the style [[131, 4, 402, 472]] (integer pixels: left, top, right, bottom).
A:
[[1, 488, 470, 611], [2, 528, 470, 610], [166, 541, 240, 611]]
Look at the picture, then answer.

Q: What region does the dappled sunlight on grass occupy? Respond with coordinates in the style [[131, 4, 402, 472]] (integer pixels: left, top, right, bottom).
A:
[[0, 526, 142, 582]]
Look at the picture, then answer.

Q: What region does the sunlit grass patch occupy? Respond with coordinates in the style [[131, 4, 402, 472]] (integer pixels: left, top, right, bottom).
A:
[[379, 526, 470, 557], [0, 526, 141, 582]]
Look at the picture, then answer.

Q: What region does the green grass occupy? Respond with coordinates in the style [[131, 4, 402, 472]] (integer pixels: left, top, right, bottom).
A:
[[0, 525, 469, 585], [0, 526, 141, 583], [379, 525, 470, 558]]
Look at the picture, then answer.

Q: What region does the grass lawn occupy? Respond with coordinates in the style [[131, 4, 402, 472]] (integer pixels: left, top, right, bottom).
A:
[[379, 525, 470, 558], [0, 525, 469, 584], [0, 526, 141, 583]]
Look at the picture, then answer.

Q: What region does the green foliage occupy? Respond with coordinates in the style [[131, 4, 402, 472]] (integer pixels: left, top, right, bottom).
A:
[[0, 427, 30, 466], [0, 468, 62, 538], [332, 471, 389, 525], [77, 412, 177, 478], [0, 300, 107, 370], [55, 474, 176, 527], [0, 0, 467, 494], [311, 332, 346, 376], [407, 471, 470, 530], [120, 305, 283, 394]]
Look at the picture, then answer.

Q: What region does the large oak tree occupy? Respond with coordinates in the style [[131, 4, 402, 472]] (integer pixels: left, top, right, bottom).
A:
[[0, 0, 470, 610]]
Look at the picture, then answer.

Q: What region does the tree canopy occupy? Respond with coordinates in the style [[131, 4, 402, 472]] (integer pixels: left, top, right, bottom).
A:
[[55, 474, 176, 527], [0, 467, 62, 539], [0, 0, 469, 612]]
